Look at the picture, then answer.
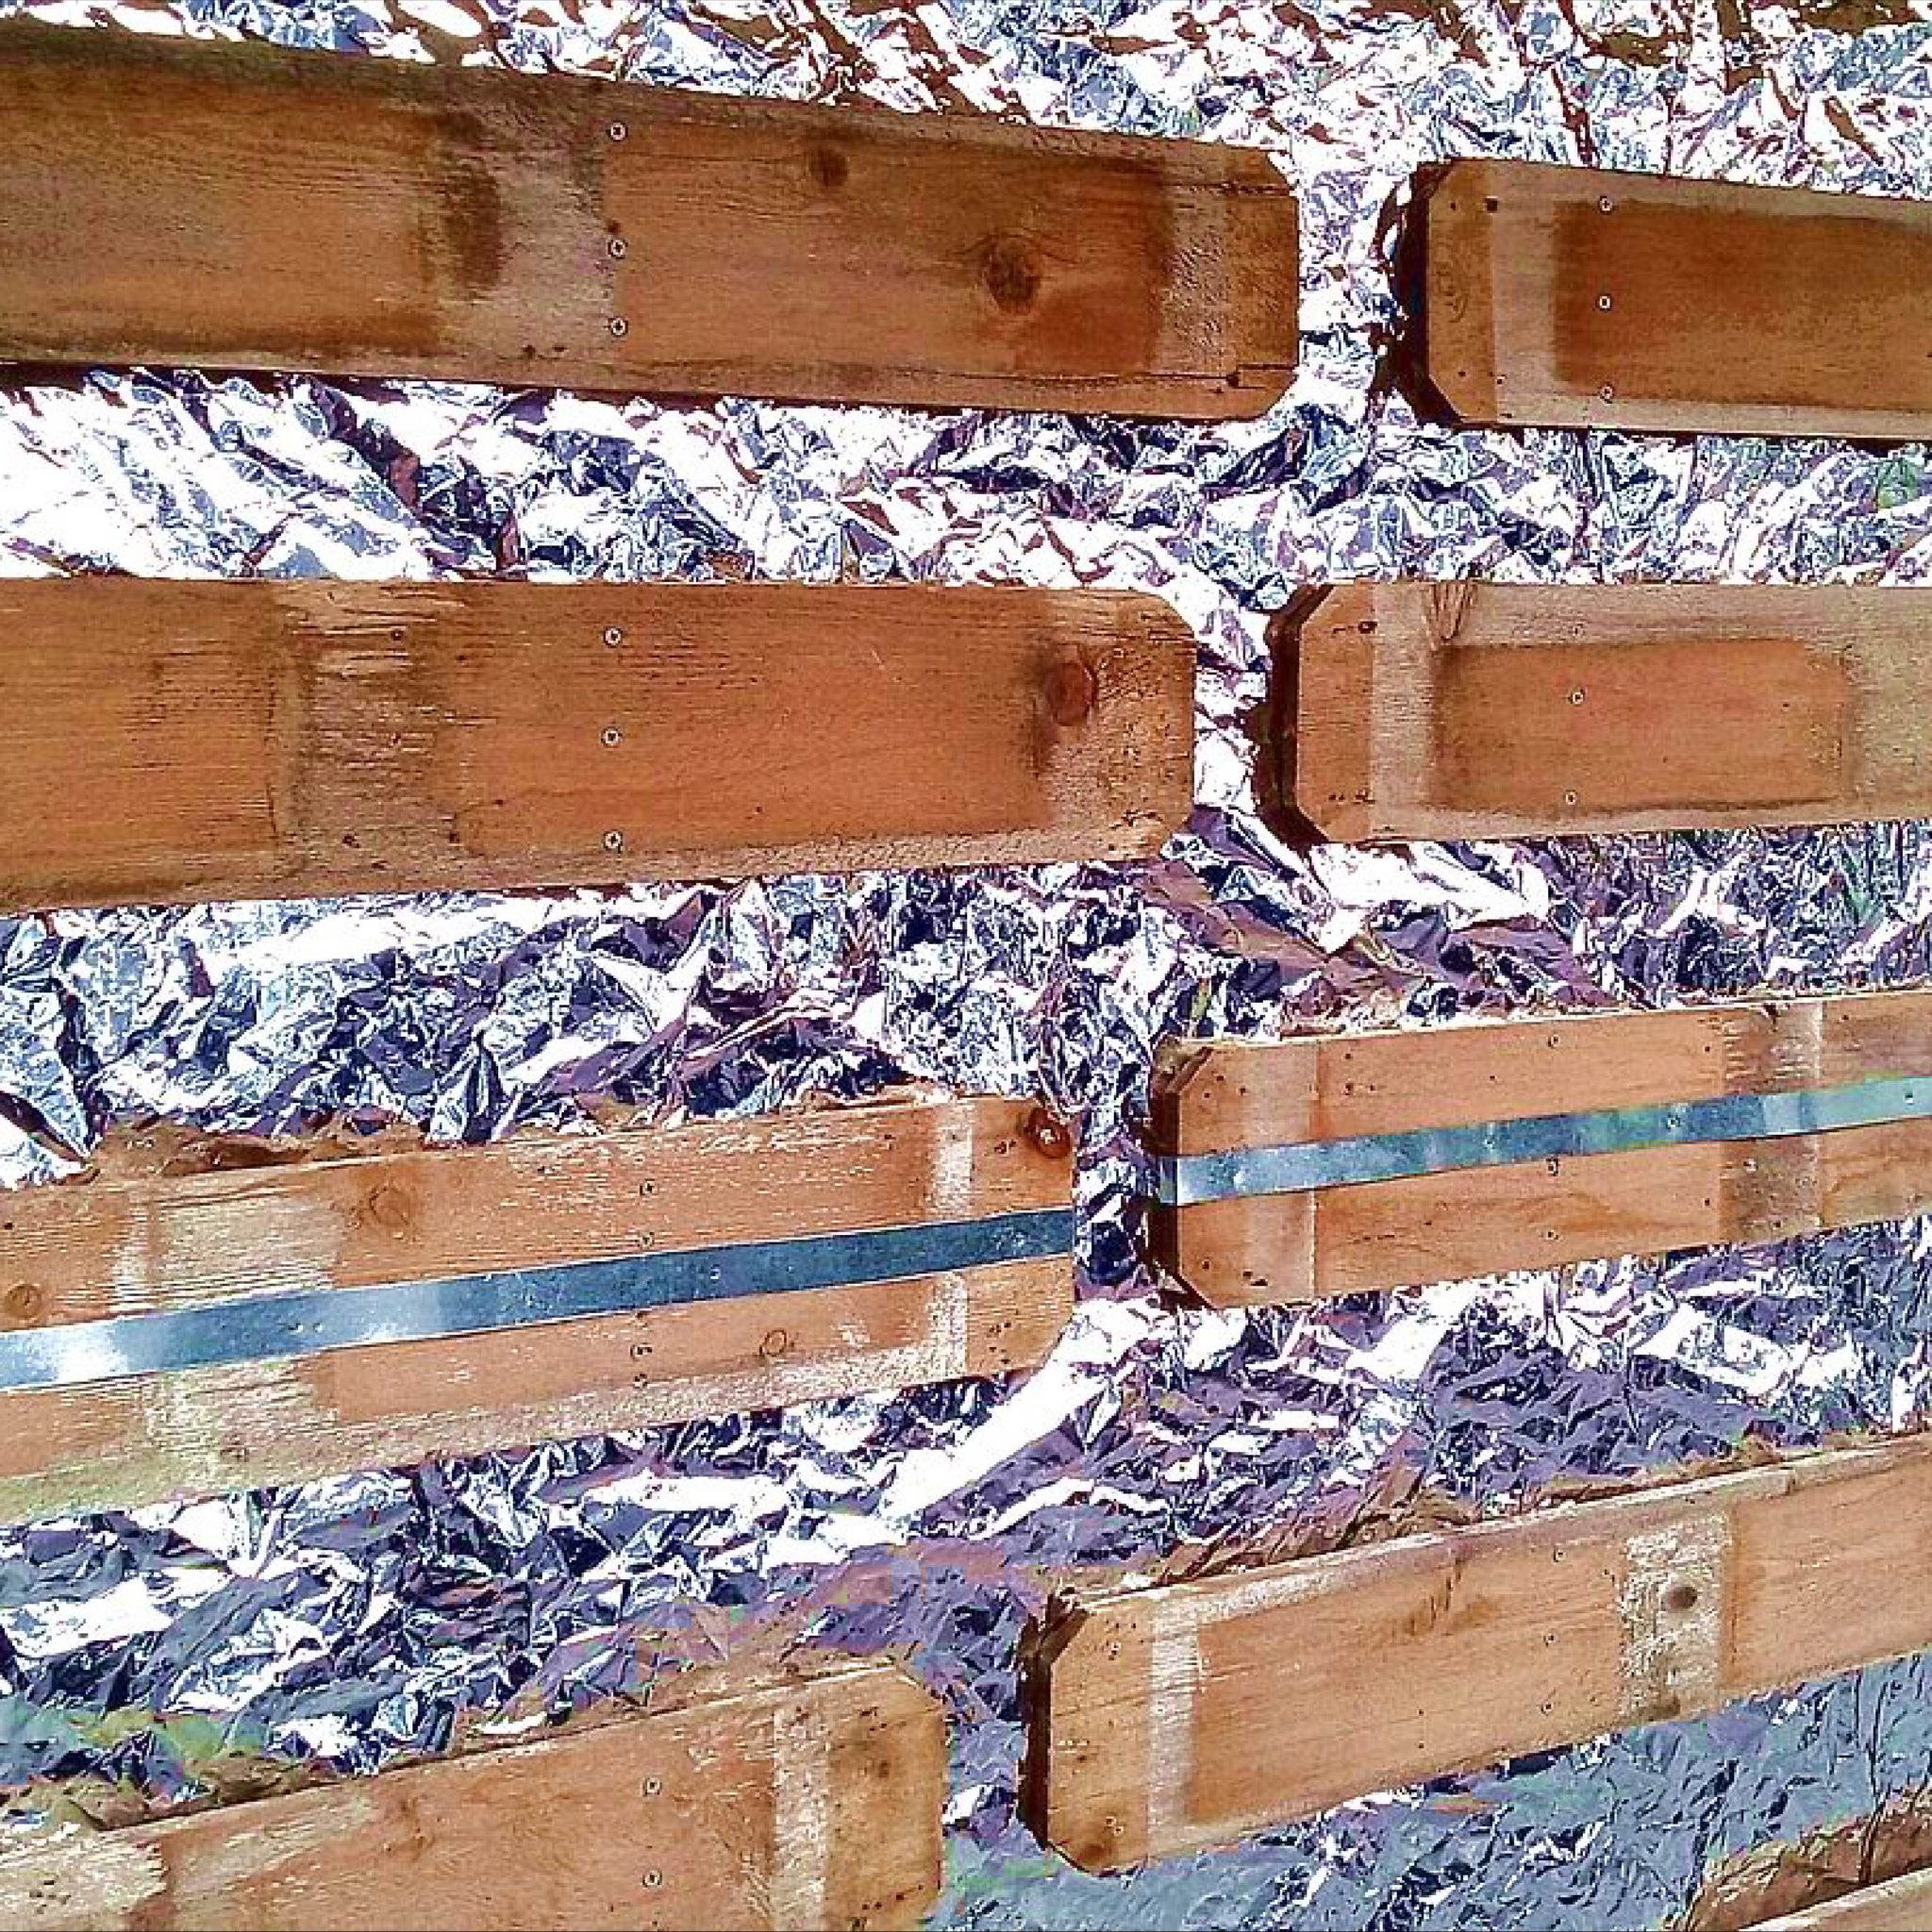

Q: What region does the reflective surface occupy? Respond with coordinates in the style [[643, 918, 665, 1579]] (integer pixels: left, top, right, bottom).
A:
[[2, 0, 1932, 1923]]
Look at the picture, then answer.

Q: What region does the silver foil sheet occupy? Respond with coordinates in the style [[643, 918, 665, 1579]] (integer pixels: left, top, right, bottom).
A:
[[4, 0, 1932, 1923]]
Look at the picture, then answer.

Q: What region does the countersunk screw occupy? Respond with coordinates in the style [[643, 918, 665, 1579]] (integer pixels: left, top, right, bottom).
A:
[[608, 235, 628, 260], [602, 725, 624, 747], [604, 625, 625, 647], [1599, 383, 1616, 401], [605, 830, 625, 853], [1569, 687, 1586, 705], [1597, 292, 1613, 311], [608, 316, 629, 339], [1598, 194, 1615, 212], [608, 120, 628, 141]]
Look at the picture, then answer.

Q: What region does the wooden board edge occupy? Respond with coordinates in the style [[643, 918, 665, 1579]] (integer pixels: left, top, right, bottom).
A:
[[1754, 1867, 1932, 1931], [1263, 583, 1379, 843], [0, 1256, 1077, 1524], [0, 1654, 949, 1932], [1407, 158, 1502, 426], [1020, 1434, 1932, 1871], [1221, 159, 1300, 419]]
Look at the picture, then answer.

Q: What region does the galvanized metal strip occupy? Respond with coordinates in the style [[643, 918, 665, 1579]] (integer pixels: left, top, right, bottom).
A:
[[0, 1207, 1074, 1393], [1153, 1074, 1932, 1207]]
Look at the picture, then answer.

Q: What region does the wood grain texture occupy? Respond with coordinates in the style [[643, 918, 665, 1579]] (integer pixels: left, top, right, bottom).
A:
[[0, 20, 1295, 418], [0, 578, 1192, 911], [1021, 1434, 1932, 1871], [0, 1657, 945, 1930], [1418, 158, 1932, 439], [1757, 1870, 1932, 1931], [0, 1091, 1075, 1520], [1277, 582, 1932, 841], [1148, 989, 1932, 1307]]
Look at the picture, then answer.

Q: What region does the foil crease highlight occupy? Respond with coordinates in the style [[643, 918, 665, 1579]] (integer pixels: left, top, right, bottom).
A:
[[1, 0, 1931, 1923]]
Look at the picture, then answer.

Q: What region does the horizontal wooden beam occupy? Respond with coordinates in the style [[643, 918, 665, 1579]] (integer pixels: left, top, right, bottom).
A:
[[0, 1656, 945, 1930], [1022, 1434, 1932, 1871], [0, 20, 1295, 418], [0, 579, 1192, 912], [1275, 582, 1932, 841], [1417, 158, 1932, 440], [1757, 1870, 1932, 1931], [0, 1091, 1074, 1520], [1148, 990, 1932, 1307]]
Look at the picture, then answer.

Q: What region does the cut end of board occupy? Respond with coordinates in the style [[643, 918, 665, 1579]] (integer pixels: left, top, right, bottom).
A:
[[1411, 158, 1507, 426]]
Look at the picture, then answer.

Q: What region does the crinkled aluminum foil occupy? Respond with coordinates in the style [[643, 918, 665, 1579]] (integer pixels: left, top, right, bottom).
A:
[[4, 0, 1932, 1923]]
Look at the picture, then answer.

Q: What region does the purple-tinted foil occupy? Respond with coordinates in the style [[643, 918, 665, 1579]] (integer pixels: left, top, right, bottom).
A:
[[3, 0, 1932, 1923]]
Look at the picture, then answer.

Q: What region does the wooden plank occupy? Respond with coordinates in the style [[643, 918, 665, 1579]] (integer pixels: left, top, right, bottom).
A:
[[0, 579, 1192, 912], [1276, 582, 1932, 841], [1417, 158, 1932, 440], [1757, 1870, 1932, 1931], [1148, 989, 1932, 1307], [0, 20, 1295, 419], [1021, 1433, 1932, 1871], [0, 1091, 1075, 1519], [0, 1655, 945, 1930]]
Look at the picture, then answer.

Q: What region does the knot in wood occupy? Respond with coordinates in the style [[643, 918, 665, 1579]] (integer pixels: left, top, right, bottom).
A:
[[1044, 658, 1098, 725], [980, 235, 1043, 312]]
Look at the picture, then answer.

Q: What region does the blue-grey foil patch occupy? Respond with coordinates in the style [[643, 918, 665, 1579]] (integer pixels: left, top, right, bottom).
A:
[[2, 0, 1932, 1924]]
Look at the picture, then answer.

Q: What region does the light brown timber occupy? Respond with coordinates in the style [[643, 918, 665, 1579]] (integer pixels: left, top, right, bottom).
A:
[[0, 1656, 945, 1930], [1276, 582, 1932, 841], [1419, 158, 1932, 440], [0, 1091, 1074, 1520], [1755, 1869, 1932, 1930], [0, 578, 1193, 911], [1021, 1433, 1932, 1871], [0, 19, 1295, 418], [1148, 989, 1932, 1307]]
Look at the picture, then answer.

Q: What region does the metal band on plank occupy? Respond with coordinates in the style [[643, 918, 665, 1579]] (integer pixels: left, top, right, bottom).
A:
[[0, 1207, 1075, 1393], [1153, 1074, 1932, 1208]]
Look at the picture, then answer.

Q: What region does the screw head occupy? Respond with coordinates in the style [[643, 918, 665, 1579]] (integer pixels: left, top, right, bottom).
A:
[[608, 316, 629, 339], [608, 235, 628, 259], [604, 625, 625, 647], [602, 725, 624, 748], [1569, 687, 1586, 705], [1599, 383, 1616, 401], [1025, 1108, 1073, 1160], [608, 120, 627, 141], [605, 830, 625, 853], [1598, 194, 1615, 212], [1597, 292, 1612, 311]]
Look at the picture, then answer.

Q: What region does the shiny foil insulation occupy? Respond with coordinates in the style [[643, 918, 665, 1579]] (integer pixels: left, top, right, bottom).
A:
[[4, 0, 1932, 1922]]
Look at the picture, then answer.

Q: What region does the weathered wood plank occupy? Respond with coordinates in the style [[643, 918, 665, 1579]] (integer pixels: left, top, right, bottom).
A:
[[1148, 990, 1932, 1307], [0, 1091, 1075, 1519], [1276, 582, 1932, 841], [0, 20, 1295, 418], [0, 579, 1192, 911], [1021, 1434, 1932, 1871], [0, 1656, 945, 1930], [1757, 1869, 1932, 1931], [1417, 158, 1932, 440]]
